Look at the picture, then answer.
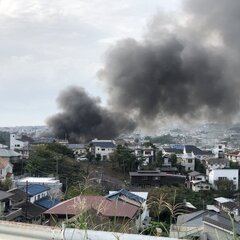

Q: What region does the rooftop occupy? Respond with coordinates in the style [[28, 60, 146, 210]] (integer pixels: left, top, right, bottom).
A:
[[24, 184, 50, 196], [0, 190, 13, 201], [0, 149, 21, 157], [91, 140, 116, 148], [16, 177, 60, 184], [35, 197, 61, 209], [44, 195, 139, 219]]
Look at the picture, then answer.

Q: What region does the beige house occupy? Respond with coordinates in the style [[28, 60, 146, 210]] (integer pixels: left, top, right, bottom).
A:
[[0, 158, 13, 180]]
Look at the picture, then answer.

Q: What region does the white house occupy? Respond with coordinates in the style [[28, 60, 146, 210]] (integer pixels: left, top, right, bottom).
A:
[[14, 177, 62, 195], [0, 158, 13, 180], [90, 139, 116, 160], [10, 134, 30, 159], [212, 144, 225, 158], [178, 147, 195, 171], [191, 181, 211, 192], [208, 169, 239, 190], [134, 146, 155, 166]]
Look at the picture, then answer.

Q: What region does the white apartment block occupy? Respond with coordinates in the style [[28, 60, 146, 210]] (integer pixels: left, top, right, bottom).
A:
[[208, 169, 239, 190]]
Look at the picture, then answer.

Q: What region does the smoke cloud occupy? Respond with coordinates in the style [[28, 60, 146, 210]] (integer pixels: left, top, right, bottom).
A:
[[48, 0, 240, 141], [47, 87, 136, 142]]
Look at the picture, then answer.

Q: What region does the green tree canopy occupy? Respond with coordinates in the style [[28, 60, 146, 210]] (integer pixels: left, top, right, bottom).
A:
[[25, 143, 84, 190]]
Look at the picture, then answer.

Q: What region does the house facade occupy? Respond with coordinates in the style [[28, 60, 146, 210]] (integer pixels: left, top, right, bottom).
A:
[[129, 170, 186, 187], [208, 169, 239, 190], [90, 140, 116, 160]]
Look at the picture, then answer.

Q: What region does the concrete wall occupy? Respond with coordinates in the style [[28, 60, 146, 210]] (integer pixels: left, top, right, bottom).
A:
[[0, 220, 179, 240]]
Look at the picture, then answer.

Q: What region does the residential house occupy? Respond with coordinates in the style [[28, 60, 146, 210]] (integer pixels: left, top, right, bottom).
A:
[[225, 150, 240, 163], [67, 144, 87, 157], [203, 158, 230, 175], [8, 188, 45, 223], [208, 169, 239, 190], [0, 149, 21, 163], [191, 181, 211, 192], [107, 189, 150, 230], [162, 144, 213, 161], [90, 139, 116, 161], [214, 197, 240, 216], [203, 213, 240, 240], [0, 158, 13, 180], [44, 195, 140, 232], [129, 170, 186, 187], [0, 131, 30, 159], [212, 144, 225, 158], [134, 146, 156, 166], [188, 171, 206, 182], [14, 177, 63, 196], [169, 210, 208, 239], [25, 184, 50, 203]]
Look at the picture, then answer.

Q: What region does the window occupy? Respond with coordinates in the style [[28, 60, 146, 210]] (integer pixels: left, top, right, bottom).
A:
[[101, 148, 105, 151], [233, 177, 237, 180], [218, 177, 227, 180], [188, 159, 192, 163]]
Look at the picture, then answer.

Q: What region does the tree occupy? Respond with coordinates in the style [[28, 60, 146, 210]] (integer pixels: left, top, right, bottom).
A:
[[195, 159, 206, 173], [215, 179, 235, 197], [25, 143, 84, 190], [110, 145, 137, 173], [170, 154, 177, 167], [95, 154, 101, 163]]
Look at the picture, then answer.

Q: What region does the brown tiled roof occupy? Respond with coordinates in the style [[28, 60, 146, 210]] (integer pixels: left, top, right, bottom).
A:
[[44, 195, 139, 219], [0, 158, 10, 170]]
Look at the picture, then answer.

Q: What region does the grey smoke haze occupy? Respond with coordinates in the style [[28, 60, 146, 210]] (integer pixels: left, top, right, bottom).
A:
[[47, 87, 136, 142], [48, 0, 240, 141]]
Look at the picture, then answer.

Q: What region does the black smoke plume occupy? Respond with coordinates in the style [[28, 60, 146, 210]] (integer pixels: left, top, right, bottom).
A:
[[47, 87, 136, 142], [48, 0, 240, 141]]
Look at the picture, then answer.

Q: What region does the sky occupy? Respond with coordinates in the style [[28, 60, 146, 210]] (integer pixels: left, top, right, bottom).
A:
[[0, 0, 181, 127]]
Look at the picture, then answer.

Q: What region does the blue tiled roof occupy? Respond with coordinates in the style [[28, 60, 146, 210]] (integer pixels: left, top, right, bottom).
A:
[[35, 197, 61, 209], [106, 189, 145, 203], [25, 184, 50, 196]]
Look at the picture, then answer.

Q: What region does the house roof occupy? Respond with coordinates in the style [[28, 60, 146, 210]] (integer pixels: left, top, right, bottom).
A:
[[0, 158, 11, 169], [163, 148, 183, 154], [184, 145, 212, 155], [67, 144, 85, 149], [35, 197, 61, 209], [8, 188, 26, 204], [215, 197, 234, 204], [226, 151, 240, 156], [106, 189, 145, 204], [44, 195, 139, 219], [204, 213, 240, 234], [164, 145, 213, 156], [24, 184, 50, 196], [205, 158, 229, 164], [221, 201, 239, 211], [0, 190, 13, 201], [129, 171, 186, 178], [176, 210, 208, 227], [0, 149, 21, 157], [188, 171, 204, 177], [91, 141, 116, 148], [17, 202, 46, 219]]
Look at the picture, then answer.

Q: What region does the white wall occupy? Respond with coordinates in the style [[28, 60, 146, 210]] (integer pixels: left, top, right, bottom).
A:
[[208, 169, 239, 190], [10, 134, 27, 150]]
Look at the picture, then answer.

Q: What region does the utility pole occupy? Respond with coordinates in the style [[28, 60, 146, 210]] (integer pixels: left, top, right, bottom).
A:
[[56, 157, 59, 179], [25, 181, 28, 221]]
